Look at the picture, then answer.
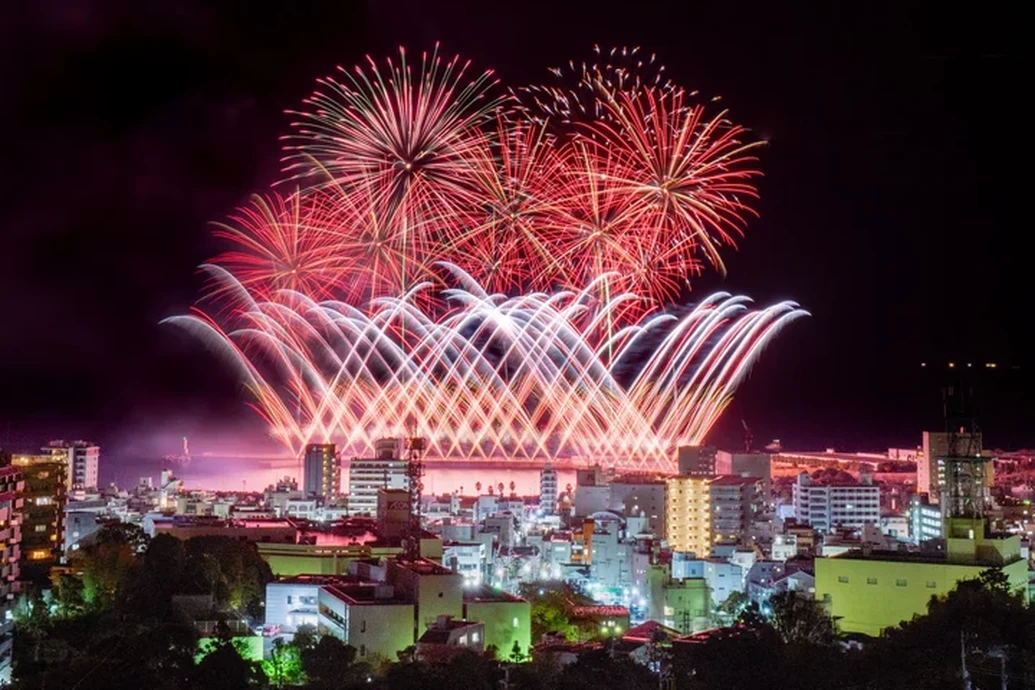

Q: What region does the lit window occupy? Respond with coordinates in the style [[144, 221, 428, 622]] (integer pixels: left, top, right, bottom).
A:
[[34, 525, 47, 533], [513, 617, 519, 628]]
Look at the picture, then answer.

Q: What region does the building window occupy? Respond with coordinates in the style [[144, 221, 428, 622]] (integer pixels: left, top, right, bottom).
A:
[[513, 617, 519, 628], [34, 524, 47, 532], [472, 631, 480, 643], [360, 645, 366, 657], [837, 576, 849, 584], [896, 579, 907, 587], [360, 620, 366, 633], [926, 581, 937, 588], [866, 577, 877, 585], [286, 595, 293, 604]]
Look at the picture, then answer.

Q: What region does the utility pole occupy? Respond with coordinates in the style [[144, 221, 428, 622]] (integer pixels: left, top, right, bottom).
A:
[[961, 631, 973, 690]]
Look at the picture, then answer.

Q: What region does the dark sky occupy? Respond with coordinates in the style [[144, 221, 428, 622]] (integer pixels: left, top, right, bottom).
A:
[[1, 1, 1029, 458]]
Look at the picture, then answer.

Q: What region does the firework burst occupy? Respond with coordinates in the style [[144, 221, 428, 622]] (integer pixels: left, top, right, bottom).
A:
[[172, 45, 798, 471]]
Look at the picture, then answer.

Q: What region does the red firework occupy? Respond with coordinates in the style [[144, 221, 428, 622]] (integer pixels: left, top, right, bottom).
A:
[[443, 113, 567, 294], [282, 44, 501, 292], [210, 192, 347, 300], [588, 87, 763, 275]]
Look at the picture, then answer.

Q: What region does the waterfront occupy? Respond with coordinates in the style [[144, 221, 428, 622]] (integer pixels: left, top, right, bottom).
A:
[[105, 453, 579, 497]]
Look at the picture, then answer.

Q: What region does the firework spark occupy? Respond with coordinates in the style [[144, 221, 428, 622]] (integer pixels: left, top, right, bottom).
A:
[[166, 265, 806, 470], [173, 45, 797, 471]]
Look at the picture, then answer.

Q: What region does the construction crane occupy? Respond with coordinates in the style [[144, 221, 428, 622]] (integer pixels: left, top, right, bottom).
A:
[[741, 419, 754, 453]]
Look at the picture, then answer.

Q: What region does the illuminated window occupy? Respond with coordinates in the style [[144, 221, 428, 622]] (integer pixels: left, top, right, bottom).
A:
[[34, 525, 47, 532], [28, 549, 49, 561], [513, 617, 519, 628]]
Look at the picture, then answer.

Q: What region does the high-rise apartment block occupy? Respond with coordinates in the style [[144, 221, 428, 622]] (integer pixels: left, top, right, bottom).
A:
[[677, 446, 717, 477], [10, 453, 67, 581], [0, 462, 24, 683], [665, 476, 711, 557], [348, 438, 408, 515], [792, 472, 879, 534], [46, 440, 99, 491], [539, 463, 558, 515], [303, 443, 340, 501], [708, 475, 762, 545]]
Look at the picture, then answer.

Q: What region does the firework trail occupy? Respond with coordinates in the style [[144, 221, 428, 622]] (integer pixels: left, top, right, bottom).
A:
[[165, 265, 806, 470], [171, 45, 800, 470]]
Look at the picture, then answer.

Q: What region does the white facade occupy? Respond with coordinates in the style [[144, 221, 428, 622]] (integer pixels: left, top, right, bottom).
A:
[[348, 458, 408, 515], [539, 464, 558, 515], [670, 552, 704, 580], [443, 542, 486, 584], [770, 534, 798, 561], [265, 580, 321, 634], [703, 560, 743, 604], [792, 473, 880, 533]]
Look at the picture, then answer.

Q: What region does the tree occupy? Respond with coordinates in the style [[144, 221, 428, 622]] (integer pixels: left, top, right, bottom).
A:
[[301, 635, 369, 689], [767, 591, 836, 646], [262, 638, 305, 688], [193, 638, 268, 690], [718, 590, 750, 621], [554, 649, 656, 690], [509, 639, 527, 663]]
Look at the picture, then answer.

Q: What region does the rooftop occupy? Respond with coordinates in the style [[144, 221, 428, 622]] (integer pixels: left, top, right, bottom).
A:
[[271, 574, 361, 587], [462, 585, 526, 604], [828, 548, 1019, 567], [569, 605, 630, 618], [708, 475, 762, 487], [322, 582, 410, 606], [393, 557, 457, 576]]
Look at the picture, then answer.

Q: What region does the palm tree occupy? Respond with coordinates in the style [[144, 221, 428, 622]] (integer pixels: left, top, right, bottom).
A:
[[475, 481, 482, 494], [497, 482, 505, 497], [509, 480, 516, 497]]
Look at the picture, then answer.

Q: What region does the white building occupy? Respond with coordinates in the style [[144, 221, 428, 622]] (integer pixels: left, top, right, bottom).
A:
[[539, 464, 558, 515], [348, 439, 408, 515], [909, 494, 943, 544], [792, 472, 880, 534], [703, 559, 743, 604], [443, 541, 486, 584], [47, 440, 99, 491], [670, 552, 704, 580], [770, 534, 798, 561], [265, 577, 325, 635]]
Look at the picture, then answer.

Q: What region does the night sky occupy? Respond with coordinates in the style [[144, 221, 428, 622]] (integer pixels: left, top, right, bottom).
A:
[[1, 1, 1028, 458]]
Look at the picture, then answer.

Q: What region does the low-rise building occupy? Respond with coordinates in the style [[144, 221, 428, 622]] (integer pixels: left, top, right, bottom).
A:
[[815, 517, 1027, 636], [318, 581, 415, 663], [703, 559, 743, 604], [417, 616, 484, 660], [462, 585, 531, 658]]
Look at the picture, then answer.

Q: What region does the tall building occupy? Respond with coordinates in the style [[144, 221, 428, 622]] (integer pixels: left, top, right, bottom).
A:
[[348, 438, 408, 515], [908, 494, 943, 545], [792, 472, 879, 534], [919, 431, 986, 503], [708, 475, 762, 545], [715, 452, 772, 501], [677, 446, 717, 477], [46, 440, 99, 491], [665, 476, 711, 557], [303, 443, 340, 501], [539, 463, 558, 515], [0, 462, 24, 683], [610, 476, 667, 537], [11, 453, 67, 581]]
